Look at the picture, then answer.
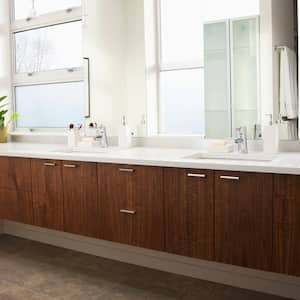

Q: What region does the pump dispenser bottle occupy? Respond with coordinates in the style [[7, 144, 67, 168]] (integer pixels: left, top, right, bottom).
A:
[[263, 114, 279, 153], [118, 116, 132, 148]]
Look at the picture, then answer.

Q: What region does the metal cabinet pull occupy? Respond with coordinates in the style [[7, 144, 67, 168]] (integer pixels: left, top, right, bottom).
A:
[[63, 164, 77, 168], [44, 163, 56, 167], [187, 173, 206, 178], [120, 209, 136, 215], [220, 175, 240, 181], [119, 168, 135, 173]]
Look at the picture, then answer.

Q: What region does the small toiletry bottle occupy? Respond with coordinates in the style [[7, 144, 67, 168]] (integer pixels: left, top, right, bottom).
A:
[[136, 114, 147, 137], [263, 114, 279, 153], [68, 124, 79, 148], [118, 116, 132, 148]]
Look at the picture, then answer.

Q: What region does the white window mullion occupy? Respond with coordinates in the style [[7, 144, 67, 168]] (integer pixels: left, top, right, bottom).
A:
[[11, 7, 82, 33], [13, 68, 84, 86]]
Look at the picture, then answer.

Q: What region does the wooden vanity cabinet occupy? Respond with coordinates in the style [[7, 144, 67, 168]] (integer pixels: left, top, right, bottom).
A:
[[98, 164, 164, 251], [0, 157, 33, 224], [164, 168, 214, 260], [62, 161, 101, 238], [31, 159, 64, 231], [214, 171, 273, 271], [273, 174, 300, 276], [2, 155, 300, 277]]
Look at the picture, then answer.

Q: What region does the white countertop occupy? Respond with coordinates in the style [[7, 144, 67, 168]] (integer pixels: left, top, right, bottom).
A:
[[1, 142, 300, 175]]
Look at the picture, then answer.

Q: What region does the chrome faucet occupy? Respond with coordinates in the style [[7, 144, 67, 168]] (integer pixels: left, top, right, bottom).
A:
[[95, 124, 108, 147], [235, 126, 248, 153]]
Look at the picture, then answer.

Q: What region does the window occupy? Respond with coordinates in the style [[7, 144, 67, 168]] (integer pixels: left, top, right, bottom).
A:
[[157, 0, 260, 135], [11, 0, 84, 129], [15, 22, 82, 73]]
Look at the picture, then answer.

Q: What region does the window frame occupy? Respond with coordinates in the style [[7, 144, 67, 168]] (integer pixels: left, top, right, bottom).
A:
[[156, 0, 205, 136], [9, 1, 85, 132]]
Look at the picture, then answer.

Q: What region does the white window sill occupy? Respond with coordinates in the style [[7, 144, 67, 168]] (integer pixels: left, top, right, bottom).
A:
[[9, 131, 67, 137]]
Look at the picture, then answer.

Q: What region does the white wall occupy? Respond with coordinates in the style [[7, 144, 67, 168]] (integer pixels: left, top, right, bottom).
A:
[[82, 0, 127, 136], [82, 0, 148, 137], [124, 0, 147, 135], [0, 0, 12, 112]]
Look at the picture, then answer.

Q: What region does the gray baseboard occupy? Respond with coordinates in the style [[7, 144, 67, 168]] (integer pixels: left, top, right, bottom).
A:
[[2, 221, 300, 300]]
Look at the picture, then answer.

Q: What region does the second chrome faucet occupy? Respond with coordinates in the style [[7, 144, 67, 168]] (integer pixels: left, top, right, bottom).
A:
[[235, 126, 248, 154]]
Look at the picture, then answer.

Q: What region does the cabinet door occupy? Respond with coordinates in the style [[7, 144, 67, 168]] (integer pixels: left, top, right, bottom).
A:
[[98, 164, 164, 251], [62, 161, 100, 238], [31, 159, 64, 231], [0, 157, 31, 191], [273, 175, 300, 276], [0, 189, 32, 224], [215, 171, 273, 271], [0, 157, 32, 224], [164, 168, 214, 260]]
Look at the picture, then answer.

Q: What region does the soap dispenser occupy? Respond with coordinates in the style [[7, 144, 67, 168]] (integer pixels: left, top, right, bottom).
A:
[[263, 114, 279, 153], [118, 116, 132, 148]]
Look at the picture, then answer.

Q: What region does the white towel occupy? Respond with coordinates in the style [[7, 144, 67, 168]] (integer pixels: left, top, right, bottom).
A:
[[279, 47, 298, 120]]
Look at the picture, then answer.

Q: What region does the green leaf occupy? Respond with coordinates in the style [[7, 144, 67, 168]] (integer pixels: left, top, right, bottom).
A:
[[0, 103, 8, 110], [6, 112, 19, 127], [0, 110, 8, 118], [0, 96, 7, 102]]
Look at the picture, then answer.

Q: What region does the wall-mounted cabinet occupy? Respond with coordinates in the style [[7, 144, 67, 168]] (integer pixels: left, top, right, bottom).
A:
[[0, 156, 299, 277]]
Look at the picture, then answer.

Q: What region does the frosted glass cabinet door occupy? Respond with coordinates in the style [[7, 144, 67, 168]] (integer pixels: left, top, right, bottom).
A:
[[204, 21, 231, 139], [231, 17, 259, 139]]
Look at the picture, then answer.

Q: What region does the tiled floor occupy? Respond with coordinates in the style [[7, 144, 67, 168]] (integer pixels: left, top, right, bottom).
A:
[[0, 235, 290, 300]]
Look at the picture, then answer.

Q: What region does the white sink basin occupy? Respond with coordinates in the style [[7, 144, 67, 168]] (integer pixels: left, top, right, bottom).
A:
[[51, 147, 116, 154], [185, 152, 276, 162]]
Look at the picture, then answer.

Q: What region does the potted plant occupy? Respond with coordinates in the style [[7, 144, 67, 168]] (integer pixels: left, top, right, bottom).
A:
[[0, 96, 18, 143]]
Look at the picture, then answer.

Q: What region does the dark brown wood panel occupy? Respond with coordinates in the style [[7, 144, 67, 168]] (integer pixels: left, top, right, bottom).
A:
[[0, 157, 31, 191], [0, 189, 33, 224], [215, 171, 273, 271], [132, 165, 164, 251], [273, 223, 300, 276], [62, 161, 100, 238], [31, 159, 64, 231], [164, 168, 214, 260], [98, 164, 164, 251], [273, 175, 300, 226], [273, 175, 300, 276]]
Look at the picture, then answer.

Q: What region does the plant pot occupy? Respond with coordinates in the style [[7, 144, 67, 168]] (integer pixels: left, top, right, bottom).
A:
[[0, 127, 7, 143]]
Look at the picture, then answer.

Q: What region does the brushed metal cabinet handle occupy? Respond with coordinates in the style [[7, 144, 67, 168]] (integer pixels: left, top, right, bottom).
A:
[[63, 164, 78, 168], [120, 209, 136, 215], [220, 175, 240, 181], [119, 168, 135, 173], [44, 163, 56, 167], [187, 173, 207, 178]]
